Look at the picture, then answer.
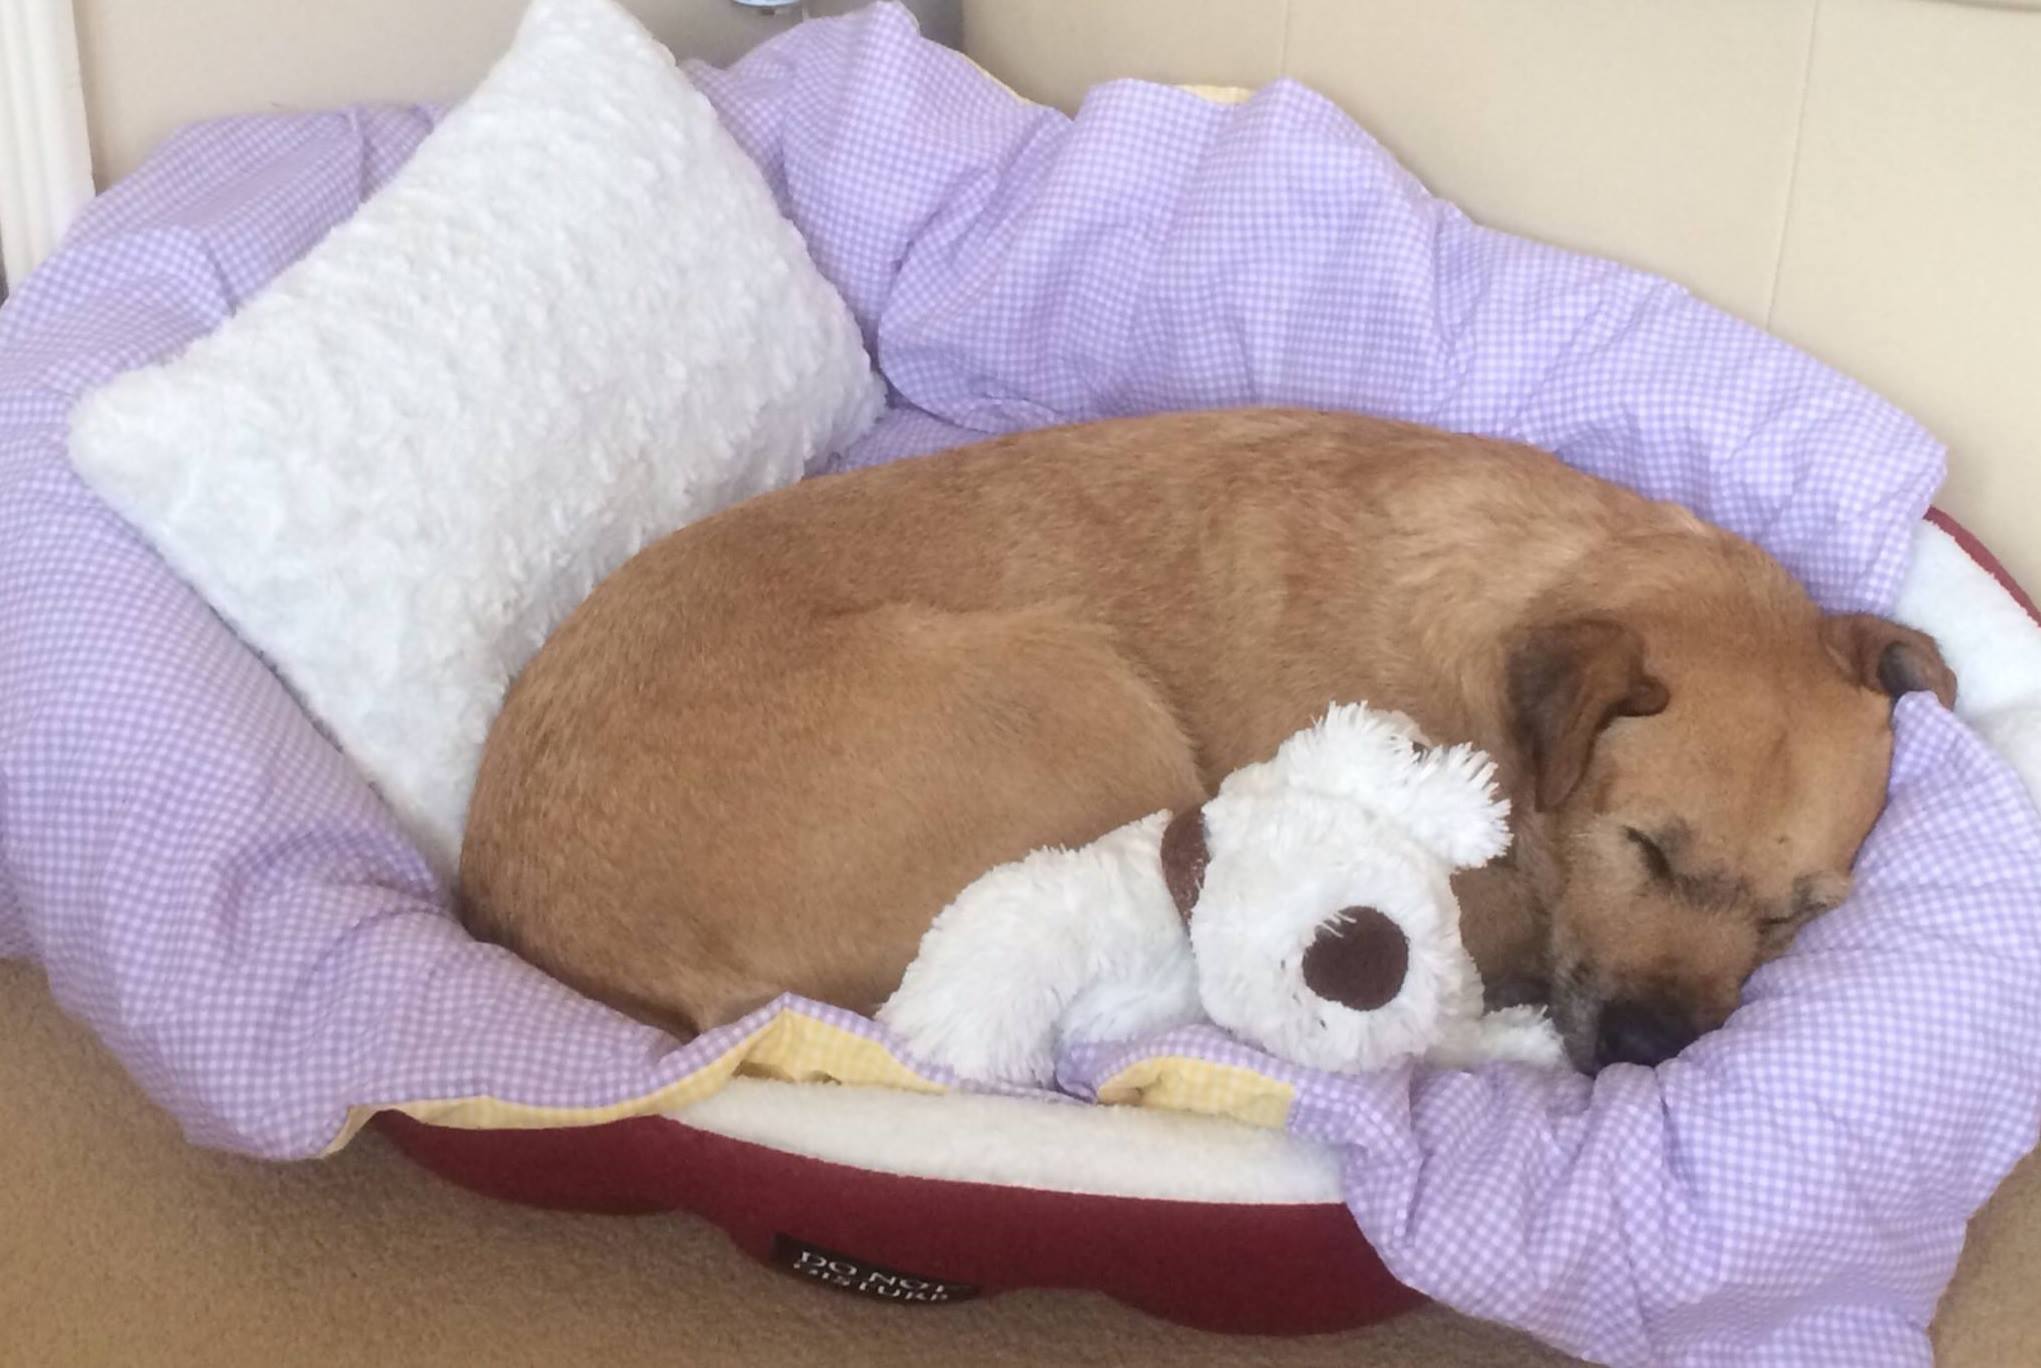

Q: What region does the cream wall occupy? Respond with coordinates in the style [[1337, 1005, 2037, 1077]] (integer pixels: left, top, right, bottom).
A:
[[73, 0, 959, 186], [962, 0, 2041, 592]]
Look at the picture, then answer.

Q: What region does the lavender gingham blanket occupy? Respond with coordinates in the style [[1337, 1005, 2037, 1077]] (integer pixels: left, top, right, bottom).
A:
[[3, 6, 2038, 1364]]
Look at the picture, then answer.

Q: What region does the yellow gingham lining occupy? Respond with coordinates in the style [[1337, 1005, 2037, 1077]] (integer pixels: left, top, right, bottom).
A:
[[322, 1003, 949, 1154], [1093, 1055, 1297, 1131], [323, 1000, 1300, 1154]]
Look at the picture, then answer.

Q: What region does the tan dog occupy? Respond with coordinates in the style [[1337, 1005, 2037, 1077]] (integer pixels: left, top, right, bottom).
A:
[[458, 409, 1954, 1072]]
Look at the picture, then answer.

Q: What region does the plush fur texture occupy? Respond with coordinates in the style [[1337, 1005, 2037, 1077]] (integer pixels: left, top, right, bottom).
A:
[[65, 0, 883, 873], [878, 812, 1202, 1088], [878, 704, 1564, 1085]]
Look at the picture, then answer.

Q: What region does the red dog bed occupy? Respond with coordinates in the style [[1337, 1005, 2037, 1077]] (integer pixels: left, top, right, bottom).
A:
[[378, 506, 2033, 1338]]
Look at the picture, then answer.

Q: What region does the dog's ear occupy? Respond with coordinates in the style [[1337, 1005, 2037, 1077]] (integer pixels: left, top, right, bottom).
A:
[[1821, 614, 1957, 709], [1507, 617, 1668, 811]]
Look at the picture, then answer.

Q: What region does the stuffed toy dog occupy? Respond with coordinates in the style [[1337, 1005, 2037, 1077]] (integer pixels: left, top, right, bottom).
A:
[[878, 703, 1565, 1088]]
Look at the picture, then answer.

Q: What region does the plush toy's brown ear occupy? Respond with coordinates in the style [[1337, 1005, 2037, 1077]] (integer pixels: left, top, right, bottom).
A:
[[1300, 908, 1409, 1012], [1821, 614, 1957, 709], [1160, 805, 1210, 921], [1507, 617, 1669, 812]]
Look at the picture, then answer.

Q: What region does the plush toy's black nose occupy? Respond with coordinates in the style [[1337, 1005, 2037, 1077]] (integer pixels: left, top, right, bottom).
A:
[[1300, 906, 1408, 1012], [1594, 999, 1699, 1070]]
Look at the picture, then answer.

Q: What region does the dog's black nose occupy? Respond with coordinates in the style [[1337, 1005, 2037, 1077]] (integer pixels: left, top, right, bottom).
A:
[[1595, 999, 1699, 1069]]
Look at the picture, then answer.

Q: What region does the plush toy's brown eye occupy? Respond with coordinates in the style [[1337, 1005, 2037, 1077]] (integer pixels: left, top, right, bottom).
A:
[[1625, 827, 1673, 882]]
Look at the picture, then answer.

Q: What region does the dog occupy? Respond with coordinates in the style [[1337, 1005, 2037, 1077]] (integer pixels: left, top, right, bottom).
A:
[[457, 408, 1955, 1073]]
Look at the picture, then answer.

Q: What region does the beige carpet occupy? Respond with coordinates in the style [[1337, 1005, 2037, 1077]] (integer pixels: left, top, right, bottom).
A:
[[1, 960, 2034, 1368]]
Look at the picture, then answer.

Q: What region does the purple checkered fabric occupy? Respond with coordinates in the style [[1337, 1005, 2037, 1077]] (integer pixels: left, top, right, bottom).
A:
[[2, 6, 2037, 1364]]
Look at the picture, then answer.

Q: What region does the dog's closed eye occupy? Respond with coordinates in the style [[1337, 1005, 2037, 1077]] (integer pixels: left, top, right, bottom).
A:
[[1757, 905, 1811, 946], [1625, 826, 1673, 882]]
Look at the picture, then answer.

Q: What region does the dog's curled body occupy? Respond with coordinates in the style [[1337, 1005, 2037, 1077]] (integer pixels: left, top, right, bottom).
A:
[[459, 409, 1951, 1071]]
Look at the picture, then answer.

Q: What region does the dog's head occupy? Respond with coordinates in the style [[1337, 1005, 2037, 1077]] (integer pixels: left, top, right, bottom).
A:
[[1505, 536, 1956, 1074]]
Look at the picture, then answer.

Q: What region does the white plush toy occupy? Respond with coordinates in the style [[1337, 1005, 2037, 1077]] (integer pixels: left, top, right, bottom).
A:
[[878, 703, 1565, 1088]]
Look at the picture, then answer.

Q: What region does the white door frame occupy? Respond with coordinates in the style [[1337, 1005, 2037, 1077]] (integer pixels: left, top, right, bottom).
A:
[[0, 0, 94, 288]]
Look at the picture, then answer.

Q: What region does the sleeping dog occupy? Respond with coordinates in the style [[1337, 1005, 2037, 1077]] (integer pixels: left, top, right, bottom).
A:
[[457, 409, 1954, 1073]]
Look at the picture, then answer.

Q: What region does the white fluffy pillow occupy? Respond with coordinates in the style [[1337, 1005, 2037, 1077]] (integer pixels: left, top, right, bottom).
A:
[[68, 0, 884, 874]]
